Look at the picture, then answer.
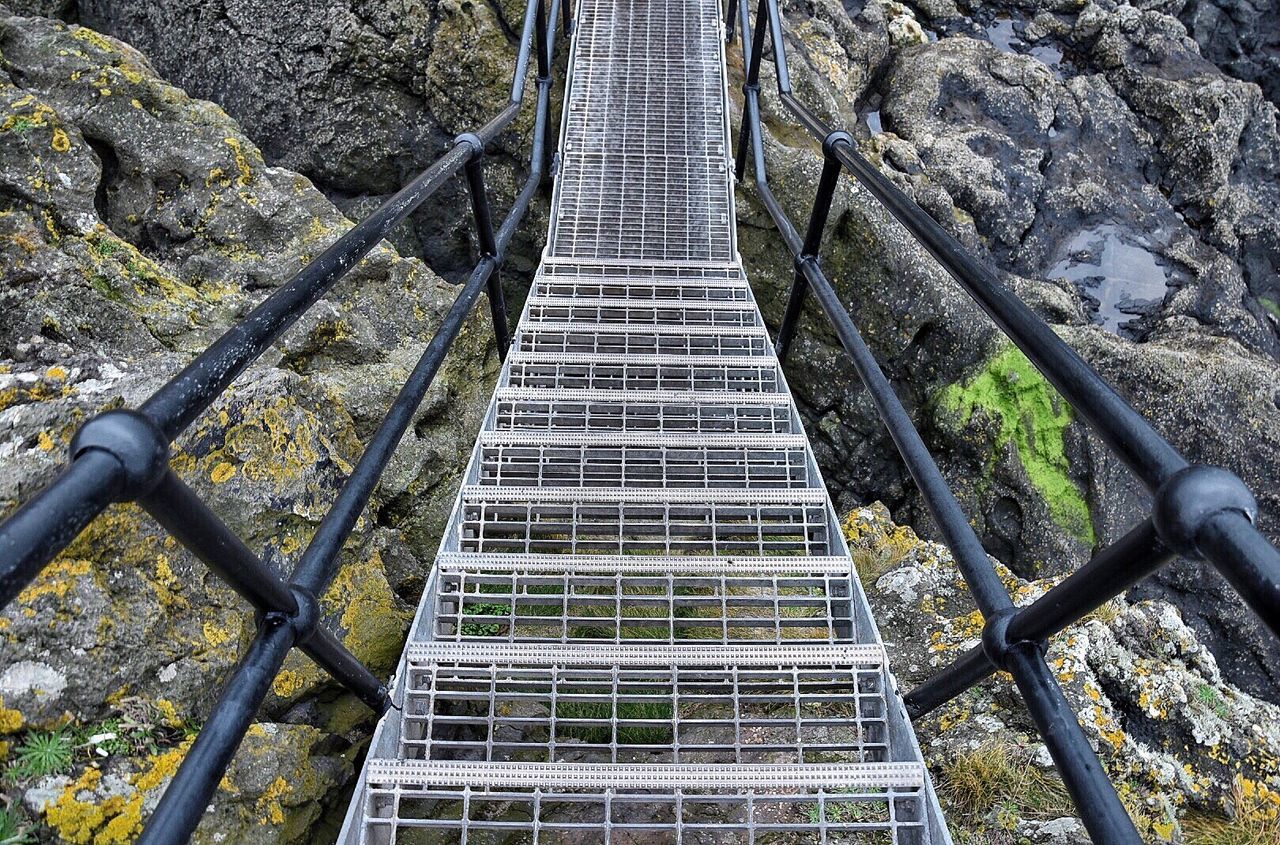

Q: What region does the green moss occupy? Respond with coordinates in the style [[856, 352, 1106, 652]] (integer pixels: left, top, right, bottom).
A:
[[1260, 297, 1280, 320], [941, 346, 1095, 544]]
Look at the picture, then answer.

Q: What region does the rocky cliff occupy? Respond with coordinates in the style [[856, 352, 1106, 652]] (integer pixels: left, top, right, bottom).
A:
[[0, 0, 1277, 842], [0, 4, 501, 842]]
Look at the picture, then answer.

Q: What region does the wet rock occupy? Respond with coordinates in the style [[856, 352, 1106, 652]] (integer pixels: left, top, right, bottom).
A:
[[1178, 0, 1280, 105]]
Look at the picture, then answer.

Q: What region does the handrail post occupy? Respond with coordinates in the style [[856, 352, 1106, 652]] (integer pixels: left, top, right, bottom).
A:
[[458, 133, 511, 359], [725, 0, 738, 43], [776, 132, 847, 362], [735, 0, 769, 182]]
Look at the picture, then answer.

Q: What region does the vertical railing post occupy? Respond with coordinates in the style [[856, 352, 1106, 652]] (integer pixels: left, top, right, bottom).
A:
[[536, 0, 557, 190], [776, 131, 848, 362], [725, 0, 738, 43], [458, 133, 511, 359], [734, 0, 770, 182]]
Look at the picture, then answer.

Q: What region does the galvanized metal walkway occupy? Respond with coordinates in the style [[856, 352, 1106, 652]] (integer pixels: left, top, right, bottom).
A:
[[339, 0, 948, 839]]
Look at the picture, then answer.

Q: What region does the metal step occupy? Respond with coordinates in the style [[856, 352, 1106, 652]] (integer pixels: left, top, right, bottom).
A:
[[400, 642, 890, 764], [504, 353, 784, 393], [524, 296, 761, 327], [431, 555, 859, 645], [475, 434, 812, 489], [514, 322, 771, 357], [454, 488, 833, 558], [492, 387, 797, 435], [353, 761, 930, 845]]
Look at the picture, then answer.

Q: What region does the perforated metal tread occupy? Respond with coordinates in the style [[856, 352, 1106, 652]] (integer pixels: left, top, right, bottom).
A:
[[341, 0, 948, 837]]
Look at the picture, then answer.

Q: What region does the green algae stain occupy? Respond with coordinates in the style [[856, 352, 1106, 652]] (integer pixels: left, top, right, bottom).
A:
[[941, 346, 1096, 545], [1260, 297, 1280, 320]]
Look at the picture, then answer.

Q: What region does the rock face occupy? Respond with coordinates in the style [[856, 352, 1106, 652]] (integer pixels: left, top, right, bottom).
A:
[[847, 503, 1280, 844], [73, 0, 548, 284], [731, 0, 1280, 709], [1178, 0, 1280, 106], [0, 6, 495, 842]]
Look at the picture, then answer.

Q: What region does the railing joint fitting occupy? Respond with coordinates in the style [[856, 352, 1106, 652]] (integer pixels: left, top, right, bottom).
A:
[[793, 253, 819, 273], [821, 129, 854, 160], [742, 82, 759, 96], [70, 410, 170, 502], [1152, 464, 1257, 558], [455, 132, 485, 160], [286, 584, 321, 643], [981, 607, 1033, 672]]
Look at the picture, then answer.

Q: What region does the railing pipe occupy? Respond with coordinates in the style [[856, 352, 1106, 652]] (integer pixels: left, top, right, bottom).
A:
[[299, 627, 391, 713], [139, 143, 473, 442], [776, 142, 844, 362], [1199, 509, 1280, 635], [904, 518, 1174, 717], [140, 471, 299, 615], [289, 263, 493, 599], [0, 450, 123, 607], [797, 262, 1011, 617], [135, 619, 295, 845], [1006, 643, 1144, 845]]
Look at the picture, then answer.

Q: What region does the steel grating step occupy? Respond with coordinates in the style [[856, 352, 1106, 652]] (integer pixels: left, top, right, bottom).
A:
[[435, 552, 853, 574], [400, 643, 891, 765], [455, 489, 833, 557], [475, 434, 812, 489], [524, 296, 761, 326], [354, 761, 928, 845], [504, 354, 784, 393], [492, 387, 797, 435], [513, 323, 771, 357], [432, 567, 859, 644]]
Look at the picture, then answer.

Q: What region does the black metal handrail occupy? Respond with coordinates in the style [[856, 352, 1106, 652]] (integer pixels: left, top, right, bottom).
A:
[[727, 0, 1280, 842], [0, 0, 569, 839]]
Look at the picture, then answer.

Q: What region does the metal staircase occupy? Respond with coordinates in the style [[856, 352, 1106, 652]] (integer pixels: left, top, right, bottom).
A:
[[338, 0, 949, 839]]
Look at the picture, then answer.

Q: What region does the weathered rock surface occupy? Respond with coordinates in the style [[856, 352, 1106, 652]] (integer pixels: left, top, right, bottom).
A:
[[847, 503, 1280, 843], [73, 0, 549, 286], [1178, 0, 1280, 106], [730, 0, 1280, 709], [0, 7, 495, 841]]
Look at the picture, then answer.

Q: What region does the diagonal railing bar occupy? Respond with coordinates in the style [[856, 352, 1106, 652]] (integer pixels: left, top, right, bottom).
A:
[[0, 0, 569, 840], [729, 0, 1280, 843]]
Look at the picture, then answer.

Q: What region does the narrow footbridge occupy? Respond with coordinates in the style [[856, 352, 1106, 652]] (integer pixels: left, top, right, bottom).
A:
[[2, 0, 1278, 840], [338, 0, 947, 839]]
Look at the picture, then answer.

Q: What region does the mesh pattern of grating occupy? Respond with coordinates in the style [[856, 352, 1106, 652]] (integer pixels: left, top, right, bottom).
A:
[[342, 0, 945, 838], [548, 0, 733, 262]]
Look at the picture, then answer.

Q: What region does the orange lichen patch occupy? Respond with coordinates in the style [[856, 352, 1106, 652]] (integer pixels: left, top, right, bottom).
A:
[[210, 461, 237, 483], [256, 776, 292, 825], [271, 669, 309, 699], [18, 558, 92, 604]]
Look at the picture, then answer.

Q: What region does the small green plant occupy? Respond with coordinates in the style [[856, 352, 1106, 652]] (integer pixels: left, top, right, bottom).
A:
[[0, 805, 35, 845], [9, 729, 74, 780], [1196, 684, 1230, 719]]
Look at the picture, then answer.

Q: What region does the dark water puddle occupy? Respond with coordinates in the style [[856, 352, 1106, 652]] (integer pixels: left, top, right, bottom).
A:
[[1048, 224, 1174, 333], [981, 15, 1071, 80]]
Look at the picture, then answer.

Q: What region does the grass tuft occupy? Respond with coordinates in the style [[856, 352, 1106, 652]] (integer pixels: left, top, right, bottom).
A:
[[1185, 780, 1280, 845], [938, 741, 1072, 823]]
